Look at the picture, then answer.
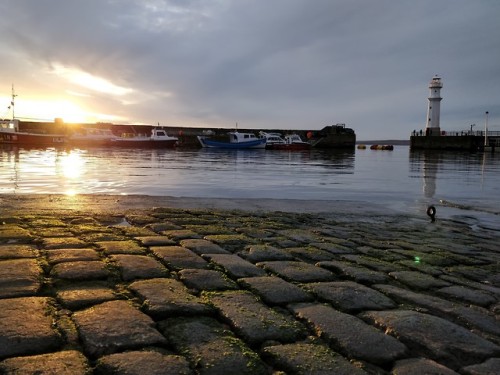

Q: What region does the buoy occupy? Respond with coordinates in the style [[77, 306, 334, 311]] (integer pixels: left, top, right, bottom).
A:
[[370, 144, 393, 150], [426, 206, 436, 222]]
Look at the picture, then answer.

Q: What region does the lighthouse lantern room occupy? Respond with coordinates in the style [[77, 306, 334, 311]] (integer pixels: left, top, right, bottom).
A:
[[425, 75, 443, 136]]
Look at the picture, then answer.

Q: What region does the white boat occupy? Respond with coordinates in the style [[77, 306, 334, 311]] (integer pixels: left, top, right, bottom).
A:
[[197, 131, 266, 149], [261, 131, 311, 150], [110, 128, 178, 148]]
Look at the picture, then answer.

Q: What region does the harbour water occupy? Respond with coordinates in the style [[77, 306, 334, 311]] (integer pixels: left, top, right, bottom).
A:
[[1, 145, 499, 228]]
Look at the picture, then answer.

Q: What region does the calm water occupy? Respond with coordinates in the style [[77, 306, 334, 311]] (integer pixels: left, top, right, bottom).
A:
[[1, 145, 499, 225]]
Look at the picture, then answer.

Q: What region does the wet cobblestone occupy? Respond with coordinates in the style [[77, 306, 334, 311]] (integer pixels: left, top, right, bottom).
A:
[[0, 202, 499, 374]]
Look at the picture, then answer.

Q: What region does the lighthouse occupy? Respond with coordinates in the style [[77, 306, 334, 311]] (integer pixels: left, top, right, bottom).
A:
[[425, 75, 443, 136]]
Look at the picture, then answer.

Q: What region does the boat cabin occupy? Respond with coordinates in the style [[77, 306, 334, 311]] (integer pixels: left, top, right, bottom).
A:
[[229, 132, 259, 143], [0, 119, 19, 133], [285, 134, 306, 144]]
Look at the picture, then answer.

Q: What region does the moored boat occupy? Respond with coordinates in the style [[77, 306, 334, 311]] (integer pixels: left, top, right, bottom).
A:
[[197, 131, 266, 149], [0, 119, 66, 146], [308, 123, 356, 148], [261, 132, 311, 150], [110, 128, 178, 148], [68, 128, 119, 147]]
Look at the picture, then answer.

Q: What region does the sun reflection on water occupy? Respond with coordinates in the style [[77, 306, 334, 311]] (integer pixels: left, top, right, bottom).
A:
[[60, 151, 86, 179]]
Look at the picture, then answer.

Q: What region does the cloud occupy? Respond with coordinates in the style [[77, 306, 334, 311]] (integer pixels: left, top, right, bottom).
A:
[[0, 0, 499, 138]]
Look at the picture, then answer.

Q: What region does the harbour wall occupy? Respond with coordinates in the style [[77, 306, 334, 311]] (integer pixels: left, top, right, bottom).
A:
[[410, 135, 485, 151], [15, 120, 356, 149]]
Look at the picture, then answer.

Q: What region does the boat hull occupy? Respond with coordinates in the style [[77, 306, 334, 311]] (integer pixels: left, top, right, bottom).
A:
[[0, 131, 66, 146], [109, 139, 178, 148], [266, 143, 311, 150], [198, 136, 266, 149]]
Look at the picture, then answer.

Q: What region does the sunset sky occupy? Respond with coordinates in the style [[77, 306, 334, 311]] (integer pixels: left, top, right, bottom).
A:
[[0, 0, 498, 140]]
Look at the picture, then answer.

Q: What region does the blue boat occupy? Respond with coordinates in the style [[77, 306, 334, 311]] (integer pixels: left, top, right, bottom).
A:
[[197, 131, 266, 149]]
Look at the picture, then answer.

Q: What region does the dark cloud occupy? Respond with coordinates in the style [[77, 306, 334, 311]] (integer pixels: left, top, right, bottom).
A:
[[0, 0, 499, 138]]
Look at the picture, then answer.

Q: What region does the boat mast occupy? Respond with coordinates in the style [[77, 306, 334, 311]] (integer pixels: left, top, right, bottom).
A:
[[484, 111, 489, 147], [10, 84, 17, 120]]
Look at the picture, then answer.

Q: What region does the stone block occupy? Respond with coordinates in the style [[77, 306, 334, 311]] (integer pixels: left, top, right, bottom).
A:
[[111, 254, 168, 281], [180, 238, 229, 255], [95, 350, 192, 375], [129, 278, 211, 318], [46, 248, 100, 264], [134, 236, 177, 247], [0, 350, 89, 375], [0, 259, 42, 298], [375, 284, 500, 338], [262, 342, 368, 375], [461, 358, 500, 375], [161, 229, 202, 241], [42, 237, 88, 249], [361, 309, 500, 370], [257, 261, 334, 282], [389, 270, 451, 290], [178, 269, 237, 292], [0, 225, 33, 244], [50, 261, 110, 281], [317, 260, 390, 284], [151, 246, 208, 270], [96, 240, 146, 254], [159, 316, 269, 375], [0, 244, 37, 259], [292, 303, 407, 365], [239, 244, 294, 262], [436, 285, 496, 307], [0, 297, 62, 359], [306, 281, 396, 312], [239, 276, 313, 305], [390, 358, 459, 375], [208, 290, 306, 346], [56, 282, 117, 310], [204, 254, 267, 278], [72, 300, 167, 357]]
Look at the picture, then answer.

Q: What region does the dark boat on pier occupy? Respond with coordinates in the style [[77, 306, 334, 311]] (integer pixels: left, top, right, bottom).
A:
[[308, 124, 356, 149]]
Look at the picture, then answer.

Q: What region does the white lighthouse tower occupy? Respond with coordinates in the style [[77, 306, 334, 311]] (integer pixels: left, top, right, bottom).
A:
[[425, 75, 443, 136]]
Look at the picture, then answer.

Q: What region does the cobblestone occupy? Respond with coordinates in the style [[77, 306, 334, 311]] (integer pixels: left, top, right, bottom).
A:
[[151, 245, 209, 270], [0, 259, 43, 298], [160, 316, 270, 374], [0, 200, 499, 374], [292, 303, 407, 365], [208, 290, 307, 346], [305, 280, 397, 313], [111, 254, 168, 281], [72, 300, 167, 357], [361, 309, 500, 370]]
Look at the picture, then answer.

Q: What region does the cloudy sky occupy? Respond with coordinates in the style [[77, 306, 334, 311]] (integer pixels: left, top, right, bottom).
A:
[[0, 0, 498, 140]]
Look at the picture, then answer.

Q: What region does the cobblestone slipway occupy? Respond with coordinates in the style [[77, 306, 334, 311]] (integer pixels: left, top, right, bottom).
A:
[[0, 195, 499, 374]]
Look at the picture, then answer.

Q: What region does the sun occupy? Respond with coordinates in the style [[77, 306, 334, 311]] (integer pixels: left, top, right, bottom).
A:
[[7, 96, 92, 123]]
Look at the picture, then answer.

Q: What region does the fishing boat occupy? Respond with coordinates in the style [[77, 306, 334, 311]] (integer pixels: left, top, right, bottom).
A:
[[197, 131, 266, 149], [0, 119, 66, 146], [1, 86, 67, 146], [308, 124, 356, 148], [68, 128, 119, 147], [260, 132, 311, 150], [110, 128, 178, 148]]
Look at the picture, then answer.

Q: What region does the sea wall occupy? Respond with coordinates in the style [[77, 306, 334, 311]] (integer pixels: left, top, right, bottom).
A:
[[410, 135, 484, 151]]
